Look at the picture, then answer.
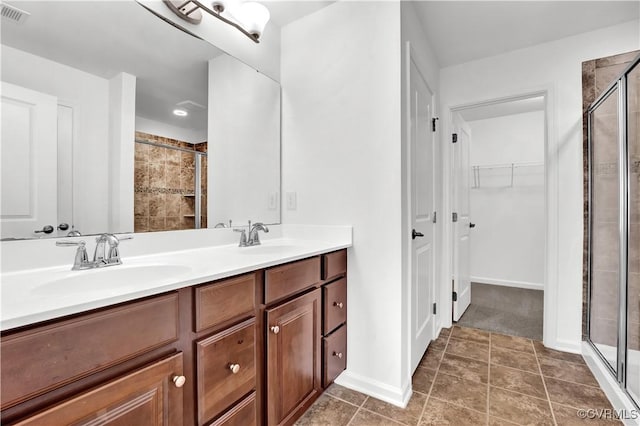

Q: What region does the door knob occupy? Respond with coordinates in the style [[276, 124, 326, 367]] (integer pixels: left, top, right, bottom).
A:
[[412, 229, 424, 239], [172, 375, 186, 388], [469, 223, 476, 228], [270, 325, 280, 334], [229, 363, 240, 374], [34, 225, 54, 234], [57, 223, 70, 231]]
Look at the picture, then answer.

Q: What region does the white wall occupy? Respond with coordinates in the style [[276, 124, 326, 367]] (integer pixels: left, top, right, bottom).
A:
[[135, 116, 206, 144], [109, 73, 137, 234], [208, 54, 280, 226], [281, 1, 406, 406], [468, 111, 545, 289], [2, 46, 111, 235], [440, 20, 640, 352]]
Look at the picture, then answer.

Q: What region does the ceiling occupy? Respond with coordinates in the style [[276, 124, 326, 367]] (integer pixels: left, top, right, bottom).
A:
[[413, 1, 640, 67]]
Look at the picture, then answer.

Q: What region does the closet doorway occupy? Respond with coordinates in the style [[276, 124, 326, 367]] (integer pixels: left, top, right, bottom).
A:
[[452, 95, 546, 340]]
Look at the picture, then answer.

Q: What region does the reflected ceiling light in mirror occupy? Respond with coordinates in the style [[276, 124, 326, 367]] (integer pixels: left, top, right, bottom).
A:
[[173, 109, 188, 116], [163, 0, 270, 43]]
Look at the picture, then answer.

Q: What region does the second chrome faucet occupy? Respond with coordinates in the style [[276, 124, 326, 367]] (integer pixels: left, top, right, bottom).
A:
[[234, 221, 269, 247]]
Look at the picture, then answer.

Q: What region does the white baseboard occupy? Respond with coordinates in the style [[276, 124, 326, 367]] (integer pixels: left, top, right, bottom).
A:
[[471, 276, 544, 291], [333, 370, 411, 408], [582, 342, 640, 426], [548, 337, 582, 354]]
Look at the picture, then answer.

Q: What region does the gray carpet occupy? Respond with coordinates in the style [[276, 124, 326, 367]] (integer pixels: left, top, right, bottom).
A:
[[456, 282, 544, 341]]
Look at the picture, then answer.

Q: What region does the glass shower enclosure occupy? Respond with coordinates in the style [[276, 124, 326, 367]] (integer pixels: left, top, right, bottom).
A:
[[587, 53, 640, 407]]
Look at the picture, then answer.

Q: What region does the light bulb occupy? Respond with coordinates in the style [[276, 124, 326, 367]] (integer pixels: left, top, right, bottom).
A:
[[236, 2, 270, 39]]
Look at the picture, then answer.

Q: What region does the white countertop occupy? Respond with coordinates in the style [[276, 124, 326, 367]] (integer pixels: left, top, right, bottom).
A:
[[0, 225, 352, 331]]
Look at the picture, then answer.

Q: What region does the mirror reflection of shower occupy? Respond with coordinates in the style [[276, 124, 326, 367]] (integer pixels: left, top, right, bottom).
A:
[[134, 134, 207, 232]]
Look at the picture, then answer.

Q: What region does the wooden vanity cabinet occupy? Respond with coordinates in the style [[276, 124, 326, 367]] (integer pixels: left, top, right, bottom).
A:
[[1, 250, 348, 426], [14, 353, 184, 426], [265, 289, 322, 426]]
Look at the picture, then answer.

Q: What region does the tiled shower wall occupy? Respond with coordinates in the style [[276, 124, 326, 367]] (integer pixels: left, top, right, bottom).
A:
[[582, 51, 639, 350], [134, 131, 208, 232]]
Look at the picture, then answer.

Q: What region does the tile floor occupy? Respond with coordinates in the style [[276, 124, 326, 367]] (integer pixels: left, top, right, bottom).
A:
[[296, 326, 620, 425], [457, 283, 544, 340]]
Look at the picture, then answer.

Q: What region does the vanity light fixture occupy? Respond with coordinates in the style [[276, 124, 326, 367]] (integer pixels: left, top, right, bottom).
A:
[[173, 109, 188, 117], [163, 0, 270, 43]]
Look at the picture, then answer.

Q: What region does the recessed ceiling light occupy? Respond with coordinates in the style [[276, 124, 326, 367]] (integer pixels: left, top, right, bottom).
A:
[[173, 109, 188, 117]]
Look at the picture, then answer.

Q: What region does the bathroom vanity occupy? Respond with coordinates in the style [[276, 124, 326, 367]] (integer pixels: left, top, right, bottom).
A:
[[0, 228, 351, 426]]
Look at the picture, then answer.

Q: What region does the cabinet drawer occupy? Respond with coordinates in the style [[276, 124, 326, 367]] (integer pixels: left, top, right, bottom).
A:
[[196, 318, 256, 425], [323, 325, 347, 388], [265, 256, 321, 304], [323, 278, 347, 335], [322, 250, 347, 281], [194, 273, 256, 332], [15, 353, 184, 426], [1, 293, 179, 409], [209, 392, 256, 426]]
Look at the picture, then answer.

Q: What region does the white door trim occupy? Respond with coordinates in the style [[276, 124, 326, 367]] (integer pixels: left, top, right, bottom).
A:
[[440, 86, 560, 350]]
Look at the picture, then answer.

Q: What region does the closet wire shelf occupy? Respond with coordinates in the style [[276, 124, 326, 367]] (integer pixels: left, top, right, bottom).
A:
[[471, 162, 544, 188]]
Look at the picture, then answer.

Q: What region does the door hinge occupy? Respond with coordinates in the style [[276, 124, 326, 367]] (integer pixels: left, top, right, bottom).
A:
[[452, 133, 458, 143], [452, 212, 458, 222], [452, 291, 458, 302], [432, 212, 437, 223], [432, 117, 439, 132], [433, 303, 437, 315]]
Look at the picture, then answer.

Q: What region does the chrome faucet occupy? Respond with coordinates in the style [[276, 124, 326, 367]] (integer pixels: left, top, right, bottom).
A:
[[56, 233, 132, 270], [234, 221, 269, 247], [248, 222, 269, 245]]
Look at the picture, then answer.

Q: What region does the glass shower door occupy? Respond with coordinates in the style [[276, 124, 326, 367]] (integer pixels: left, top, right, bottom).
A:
[[589, 86, 621, 374], [627, 60, 640, 404]]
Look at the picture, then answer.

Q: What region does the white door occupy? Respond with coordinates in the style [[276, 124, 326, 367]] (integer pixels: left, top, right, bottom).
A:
[[1, 82, 58, 239], [410, 54, 436, 372], [452, 112, 472, 321]]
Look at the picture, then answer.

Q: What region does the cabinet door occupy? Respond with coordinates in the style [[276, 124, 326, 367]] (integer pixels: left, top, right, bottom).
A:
[[266, 289, 321, 426], [15, 353, 184, 426]]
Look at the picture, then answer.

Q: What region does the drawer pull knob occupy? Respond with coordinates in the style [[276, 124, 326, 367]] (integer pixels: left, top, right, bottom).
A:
[[229, 363, 241, 374], [333, 351, 343, 359], [172, 375, 186, 388], [334, 302, 344, 309], [271, 325, 280, 334]]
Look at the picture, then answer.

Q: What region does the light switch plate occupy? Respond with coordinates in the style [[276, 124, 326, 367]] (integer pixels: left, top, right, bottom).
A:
[[286, 192, 297, 210]]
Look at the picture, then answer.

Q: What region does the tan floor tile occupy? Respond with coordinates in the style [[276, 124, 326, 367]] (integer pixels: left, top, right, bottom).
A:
[[545, 377, 613, 411], [419, 397, 486, 425], [350, 409, 404, 425], [419, 348, 443, 370], [489, 416, 519, 425], [439, 353, 488, 384], [452, 326, 491, 344], [430, 333, 450, 351], [491, 333, 535, 354], [446, 337, 489, 362], [490, 364, 547, 399], [412, 367, 437, 394], [430, 372, 488, 413], [491, 346, 539, 373], [538, 356, 599, 387], [533, 341, 585, 364], [295, 394, 358, 426], [325, 383, 367, 406], [552, 403, 622, 425], [489, 387, 554, 426], [363, 392, 427, 425]]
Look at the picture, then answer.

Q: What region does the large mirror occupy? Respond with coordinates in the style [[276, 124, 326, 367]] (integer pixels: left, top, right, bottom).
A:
[[0, 0, 281, 240]]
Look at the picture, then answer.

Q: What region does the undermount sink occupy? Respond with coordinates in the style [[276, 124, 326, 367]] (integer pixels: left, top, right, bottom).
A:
[[31, 264, 192, 296]]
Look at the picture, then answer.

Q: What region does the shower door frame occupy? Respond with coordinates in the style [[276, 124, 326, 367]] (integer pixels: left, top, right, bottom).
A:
[[586, 53, 640, 409]]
